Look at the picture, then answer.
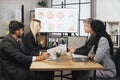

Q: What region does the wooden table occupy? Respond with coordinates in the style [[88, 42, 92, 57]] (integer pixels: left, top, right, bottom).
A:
[[30, 55, 104, 80]]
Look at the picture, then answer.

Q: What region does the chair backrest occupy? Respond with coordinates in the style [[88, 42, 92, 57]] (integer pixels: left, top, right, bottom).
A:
[[114, 47, 120, 76], [68, 36, 87, 49]]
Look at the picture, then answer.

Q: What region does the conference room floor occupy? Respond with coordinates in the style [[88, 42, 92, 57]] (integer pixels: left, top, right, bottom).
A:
[[54, 71, 72, 80]]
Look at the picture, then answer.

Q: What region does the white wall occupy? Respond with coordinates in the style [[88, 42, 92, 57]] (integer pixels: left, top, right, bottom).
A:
[[96, 0, 120, 22], [0, 0, 51, 33]]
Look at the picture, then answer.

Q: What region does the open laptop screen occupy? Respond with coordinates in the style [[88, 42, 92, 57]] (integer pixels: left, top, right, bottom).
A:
[[48, 37, 68, 49]]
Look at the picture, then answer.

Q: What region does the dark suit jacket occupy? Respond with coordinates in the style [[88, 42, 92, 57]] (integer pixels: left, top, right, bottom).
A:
[[23, 31, 54, 80], [23, 31, 42, 56], [74, 34, 95, 55], [0, 50, 2, 80], [0, 34, 32, 80]]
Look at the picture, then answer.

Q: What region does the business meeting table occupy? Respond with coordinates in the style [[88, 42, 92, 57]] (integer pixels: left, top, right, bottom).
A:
[[30, 54, 104, 80]]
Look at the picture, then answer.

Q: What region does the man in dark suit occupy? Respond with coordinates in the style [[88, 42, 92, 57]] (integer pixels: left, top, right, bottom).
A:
[[23, 19, 54, 80], [0, 21, 50, 80], [69, 18, 95, 56], [52, 38, 58, 48]]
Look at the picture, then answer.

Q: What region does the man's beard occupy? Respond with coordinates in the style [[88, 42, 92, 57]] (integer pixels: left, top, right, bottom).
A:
[[17, 33, 24, 38]]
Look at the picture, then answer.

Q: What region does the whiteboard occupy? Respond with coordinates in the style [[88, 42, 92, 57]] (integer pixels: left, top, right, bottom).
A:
[[96, 0, 120, 21], [35, 8, 78, 33]]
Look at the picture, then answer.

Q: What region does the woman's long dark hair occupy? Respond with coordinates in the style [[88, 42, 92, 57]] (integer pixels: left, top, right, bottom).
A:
[[90, 20, 113, 59]]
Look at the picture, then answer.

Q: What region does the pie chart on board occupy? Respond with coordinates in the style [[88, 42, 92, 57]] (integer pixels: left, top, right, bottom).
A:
[[38, 11, 45, 19], [56, 11, 64, 19], [47, 12, 54, 20]]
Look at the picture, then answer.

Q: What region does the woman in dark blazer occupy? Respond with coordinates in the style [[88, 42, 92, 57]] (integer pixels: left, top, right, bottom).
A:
[[23, 31, 42, 55], [23, 19, 54, 80]]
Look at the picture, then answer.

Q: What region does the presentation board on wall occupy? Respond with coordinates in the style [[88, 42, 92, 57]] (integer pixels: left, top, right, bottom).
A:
[[35, 8, 78, 33], [96, 0, 120, 21]]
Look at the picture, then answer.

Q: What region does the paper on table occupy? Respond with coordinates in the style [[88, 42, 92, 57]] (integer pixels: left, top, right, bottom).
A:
[[47, 44, 67, 60]]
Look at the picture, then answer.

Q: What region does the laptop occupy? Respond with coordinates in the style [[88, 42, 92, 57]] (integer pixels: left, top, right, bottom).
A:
[[72, 54, 89, 62]]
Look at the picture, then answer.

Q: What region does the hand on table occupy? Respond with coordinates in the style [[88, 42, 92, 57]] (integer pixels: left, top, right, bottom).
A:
[[69, 48, 76, 54], [36, 52, 50, 61], [89, 53, 95, 61]]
